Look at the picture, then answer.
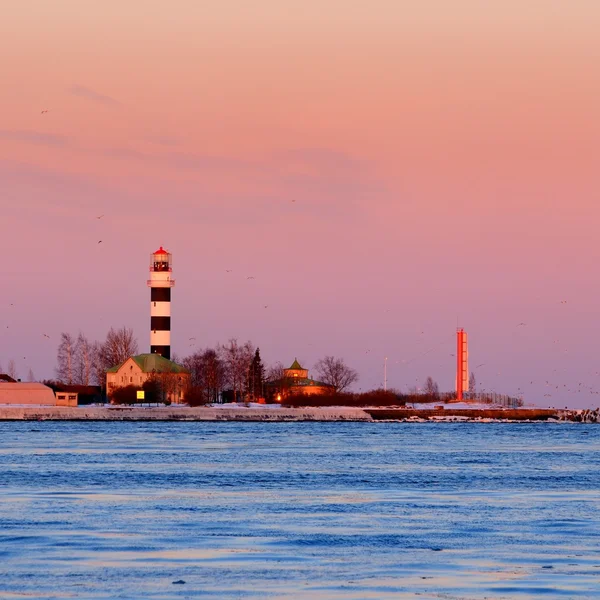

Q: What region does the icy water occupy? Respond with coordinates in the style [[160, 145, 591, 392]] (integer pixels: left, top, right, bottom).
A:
[[0, 423, 599, 599]]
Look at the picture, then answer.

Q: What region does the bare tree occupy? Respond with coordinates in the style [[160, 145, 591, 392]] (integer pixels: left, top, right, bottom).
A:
[[182, 347, 225, 404], [100, 327, 139, 370], [314, 356, 358, 393], [469, 372, 476, 394], [265, 361, 285, 383], [90, 341, 105, 387], [27, 368, 36, 382], [423, 376, 440, 398], [74, 333, 94, 385], [56, 333, 75, 384], [202, 349, 225, 403], [219, 339, 254, 402], [7, 359, 18, 381]]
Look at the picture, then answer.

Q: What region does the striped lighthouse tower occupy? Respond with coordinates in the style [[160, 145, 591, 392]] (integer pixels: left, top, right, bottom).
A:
[[147, 247, 175, 360]]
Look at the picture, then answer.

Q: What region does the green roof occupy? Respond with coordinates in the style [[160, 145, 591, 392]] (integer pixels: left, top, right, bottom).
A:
[[289, 358, 304, 370], [265, 377, 334, 389], [290, 378, 333, 388], [107, 354, 189, 374]]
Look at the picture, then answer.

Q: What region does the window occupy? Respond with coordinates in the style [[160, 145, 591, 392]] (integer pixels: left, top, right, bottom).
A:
[[130, 377, 133, 383]]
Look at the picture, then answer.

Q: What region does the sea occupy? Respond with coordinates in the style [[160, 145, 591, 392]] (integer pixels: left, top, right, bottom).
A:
[[0, 421, 599, 599]]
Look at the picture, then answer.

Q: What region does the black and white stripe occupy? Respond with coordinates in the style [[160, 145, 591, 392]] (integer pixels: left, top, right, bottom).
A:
[[148, 249, 174, 360]]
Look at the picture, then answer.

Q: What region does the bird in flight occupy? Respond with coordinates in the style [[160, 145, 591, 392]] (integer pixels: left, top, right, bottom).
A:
[[42, 333, 50, 339], [246, 276, 255, 280], [96, 214, 104, 220], [264, 305, 268, 309], [516, 322, 526, 326], [97, 240, 103, 244], [188, 337, 196, 341], [41, 109, 49, 114], [225, 270, 232, 273]]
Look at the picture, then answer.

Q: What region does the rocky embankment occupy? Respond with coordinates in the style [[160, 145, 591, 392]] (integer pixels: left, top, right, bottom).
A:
[[559, 408, 600, 423], [366, 408, 561, 421], [0, 406, 372, 422], [0, 406, 597, 422]]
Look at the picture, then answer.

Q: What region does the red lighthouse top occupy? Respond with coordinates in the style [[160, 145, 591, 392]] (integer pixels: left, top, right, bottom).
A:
[[150, 246, 172, 272]]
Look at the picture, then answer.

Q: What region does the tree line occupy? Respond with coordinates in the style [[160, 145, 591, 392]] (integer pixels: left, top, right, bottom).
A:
[[50, 328, 360, 404], [53, 326, 139, 386], [183, 345, 359, 405], [0, 359, 35, 383]]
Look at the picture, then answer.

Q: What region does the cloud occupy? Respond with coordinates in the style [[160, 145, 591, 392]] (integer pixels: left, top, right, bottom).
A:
[[0, 130, 69, 146], [144, 134, 180, 147], [98, 146, 256, 172], [69, 85, 120, 106], [275, 148, 365, 173]]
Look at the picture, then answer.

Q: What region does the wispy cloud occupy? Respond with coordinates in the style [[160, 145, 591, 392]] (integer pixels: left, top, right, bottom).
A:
[[98, 146, 255, 172], [276, 148, 365, 173], [69, 85, 120, 106], [0, 130, 69, 147], [144, 134, 180, 147]]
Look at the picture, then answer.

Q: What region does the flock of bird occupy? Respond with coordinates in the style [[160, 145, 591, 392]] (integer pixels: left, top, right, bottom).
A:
[[0, 110, 586, 402]]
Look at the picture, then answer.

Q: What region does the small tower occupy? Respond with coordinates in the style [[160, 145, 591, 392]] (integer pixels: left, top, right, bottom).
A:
[[456, 328, 469, 401], [147, 247, 175, 360]]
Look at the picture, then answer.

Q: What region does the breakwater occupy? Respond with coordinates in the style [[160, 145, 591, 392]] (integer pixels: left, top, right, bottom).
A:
[[0, 405, 594, 421], [366, 408, 561, 421], [0, 406, 373, 421]]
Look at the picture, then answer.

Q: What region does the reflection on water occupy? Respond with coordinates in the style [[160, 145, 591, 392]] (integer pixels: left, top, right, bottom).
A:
[[0, 422, 599, 599]]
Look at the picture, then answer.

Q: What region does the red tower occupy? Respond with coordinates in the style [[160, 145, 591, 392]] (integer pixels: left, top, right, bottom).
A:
[[456, 328, 469, 401]]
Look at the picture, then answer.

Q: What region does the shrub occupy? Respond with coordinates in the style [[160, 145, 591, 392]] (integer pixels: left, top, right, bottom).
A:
[[282, 390, 406, 408], [110, 384, 140, 405], [184, 386, 209, 407]]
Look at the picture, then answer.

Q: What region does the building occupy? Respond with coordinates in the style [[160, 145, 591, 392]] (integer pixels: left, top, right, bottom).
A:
[[55, 392, 78, 407], [0, 381, 57, 405], [148, 246, 175, 360], [106, 353, 190, 403], [45, 384, 102, 405], [266, 359, 335, 401]]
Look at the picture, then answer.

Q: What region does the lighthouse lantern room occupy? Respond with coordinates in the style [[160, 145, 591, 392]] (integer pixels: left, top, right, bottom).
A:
[[147, 246, 175, 360]]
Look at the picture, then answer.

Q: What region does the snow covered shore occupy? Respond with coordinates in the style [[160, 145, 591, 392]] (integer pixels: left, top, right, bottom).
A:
[[0, 404, 596, 422], [0, 405, 373, 421]]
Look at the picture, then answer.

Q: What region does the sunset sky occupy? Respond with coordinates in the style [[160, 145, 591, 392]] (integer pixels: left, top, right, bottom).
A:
[[1, 1, 599, 407]]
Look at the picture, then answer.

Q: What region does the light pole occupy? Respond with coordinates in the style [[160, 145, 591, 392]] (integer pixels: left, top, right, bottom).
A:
[[384, 357, 388, 392]]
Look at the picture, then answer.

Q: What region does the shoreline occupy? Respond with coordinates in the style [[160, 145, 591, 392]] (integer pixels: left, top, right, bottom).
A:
[[0, 405, 596, 422]]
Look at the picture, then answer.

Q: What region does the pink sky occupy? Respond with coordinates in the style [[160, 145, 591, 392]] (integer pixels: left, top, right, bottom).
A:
[[1, 1, 599, 407]]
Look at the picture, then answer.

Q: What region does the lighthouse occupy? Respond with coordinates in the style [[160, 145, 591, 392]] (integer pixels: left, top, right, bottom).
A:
[[147, 247, 175, 360], [456, 328, 469, 401]]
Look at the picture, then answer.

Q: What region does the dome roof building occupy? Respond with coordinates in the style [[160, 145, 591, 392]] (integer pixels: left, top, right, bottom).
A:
[[267, 358, 334, 401]]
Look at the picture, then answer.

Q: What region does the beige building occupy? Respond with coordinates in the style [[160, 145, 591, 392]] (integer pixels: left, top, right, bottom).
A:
[[106, 353, 191, 404], [56, 392, 78, 407], [0, 382, 57, 405]]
